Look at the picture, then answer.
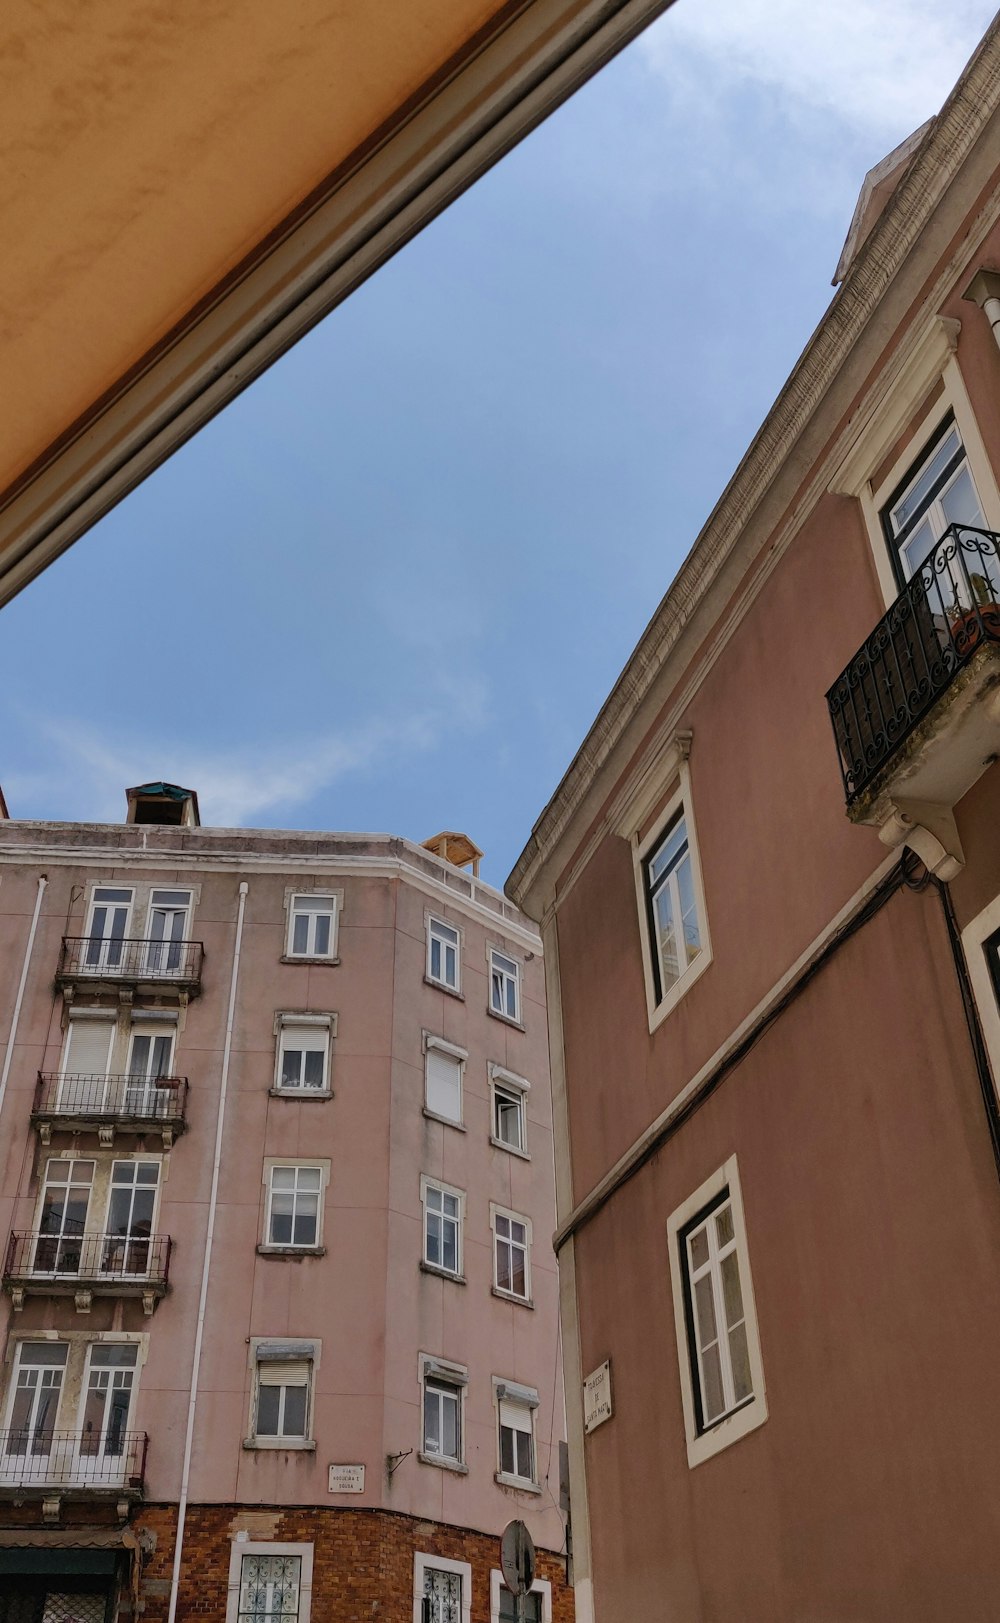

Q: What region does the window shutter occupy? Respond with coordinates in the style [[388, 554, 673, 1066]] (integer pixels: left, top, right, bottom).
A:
[[426, 1049, 461, 1122], [258, 1359, 310, 1386], [499, 1397, 530, 1433], [65, 1020, 114, 1074]]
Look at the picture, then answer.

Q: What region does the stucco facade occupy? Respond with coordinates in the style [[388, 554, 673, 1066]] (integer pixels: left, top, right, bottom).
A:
[[0, 805, 570, 1621], [508, 21, 1000, 1622]]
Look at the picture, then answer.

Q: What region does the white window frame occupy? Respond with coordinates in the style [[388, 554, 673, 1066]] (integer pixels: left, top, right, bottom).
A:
[[493, 1378, 540, 1491], [426, 915, 462, 994], [830, 318, 1000, 608], [490, 1204, 532, 1303], [420, 1176, 465, 1280], [225, 1540, 314, 1623], [488, 947, 522, 1024], [285, 891, 342, 961], [422, 1034, 467, 1128], [419, 1355, 468, 1473], [489, 1065, 529, 1157], [245, 1339, 318, 1451], [260, 1160, 330, 1252], [960, 891, 1000, 1087], [82, 885, 135, 972], [273, 1013, 336, 1096], [631, 769, 712, 1032], [667, 1155, 767, 1468], [413, 1553, 472, 1623], [489, 1571, 552, 1623]]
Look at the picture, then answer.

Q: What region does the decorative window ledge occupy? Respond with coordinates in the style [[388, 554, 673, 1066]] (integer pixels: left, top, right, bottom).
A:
[[420, 1261, 466, 1285], [422, 1107, 466, 1132], [489, 1135, 529, 1161], [242, 1437, 316, 1452], [491, 1286, 533, 1309], [268, 1088, 333, 1101], [255, 1244, 326, 1259], [418, 1452, 468, 1475], [494, 1472, 541, 1494], [280, 956, 341, 967], [486, 1010, 525, 1032], [423, 976, 464, 1000]]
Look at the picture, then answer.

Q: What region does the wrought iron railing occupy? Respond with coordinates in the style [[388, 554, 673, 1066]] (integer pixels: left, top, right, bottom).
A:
[[827, 524, 1000, 803], [3, 1231, 171, 1287], [0, 1430, 147, 1491], [57, 936, 203, 985], [33, 1072, 189, 1125]]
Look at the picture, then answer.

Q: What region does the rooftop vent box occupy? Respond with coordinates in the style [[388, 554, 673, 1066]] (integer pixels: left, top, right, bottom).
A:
[[125, 782, 200, 828]]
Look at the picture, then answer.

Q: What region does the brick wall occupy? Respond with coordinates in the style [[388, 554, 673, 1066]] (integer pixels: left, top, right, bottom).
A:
[[131, 1503, 574, 1622]]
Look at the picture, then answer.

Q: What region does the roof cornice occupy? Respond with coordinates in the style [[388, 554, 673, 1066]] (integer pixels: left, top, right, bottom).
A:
[[507, 18, 1000, 918]]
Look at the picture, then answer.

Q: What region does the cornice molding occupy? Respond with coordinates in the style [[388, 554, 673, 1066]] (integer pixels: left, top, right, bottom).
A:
[[508, 19, 1000, 917]]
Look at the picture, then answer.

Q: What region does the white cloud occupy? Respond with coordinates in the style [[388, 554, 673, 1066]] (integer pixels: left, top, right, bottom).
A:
[[5, 705, 461, 829], [643, 0, 996, 136]]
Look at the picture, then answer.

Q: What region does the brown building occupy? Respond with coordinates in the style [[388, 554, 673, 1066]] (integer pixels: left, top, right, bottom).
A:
[[508, 21, 1000, 1622], [0, 786, 571, 1622]]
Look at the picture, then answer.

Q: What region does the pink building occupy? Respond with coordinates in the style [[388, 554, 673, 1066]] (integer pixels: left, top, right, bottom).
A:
[[0, 786, 572, 1623], [508, 21, 1000, 1622]]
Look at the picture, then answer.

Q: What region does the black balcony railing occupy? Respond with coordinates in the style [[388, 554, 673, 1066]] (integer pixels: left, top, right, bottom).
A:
[[57, 936, 203, 988], [827, 524, 1000, 803], [0, 1430, 147, 1492], [33, 1071, 189, 1127], [3, 1231, 171, 1289]]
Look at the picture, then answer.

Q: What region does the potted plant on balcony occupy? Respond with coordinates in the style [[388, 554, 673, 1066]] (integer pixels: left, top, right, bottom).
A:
[[948, 572, 1000, 649], [153, 1074, 182, 1089]]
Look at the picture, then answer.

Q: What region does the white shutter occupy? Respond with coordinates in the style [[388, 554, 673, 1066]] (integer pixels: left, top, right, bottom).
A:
[[498, 1397, 529, 1433], [258, 1359, 310, 1386], [426, 1049, 462, 1122], [65, 1020, 114, 1075]]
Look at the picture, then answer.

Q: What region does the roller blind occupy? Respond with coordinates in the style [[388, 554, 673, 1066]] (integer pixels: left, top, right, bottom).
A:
[[66, 1020, 114, 1075], [426, 1049, 461, 1122]]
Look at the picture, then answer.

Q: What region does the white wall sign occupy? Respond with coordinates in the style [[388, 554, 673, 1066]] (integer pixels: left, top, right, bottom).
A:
[[328, 1463, 365, 1493], [583, 1360, 612, 1433]]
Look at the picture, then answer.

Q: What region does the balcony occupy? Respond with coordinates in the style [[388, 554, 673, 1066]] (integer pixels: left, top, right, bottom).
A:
[[827, 525, 1000, 846], [56, 936, 203, 998], [3, 1232, 171, 1316], [32, 1072, 189, 1148], [0, 1430, 146, 1503]]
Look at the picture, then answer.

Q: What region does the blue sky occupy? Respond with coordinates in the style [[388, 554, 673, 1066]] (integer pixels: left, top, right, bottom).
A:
[[2, 0, 996, 886]]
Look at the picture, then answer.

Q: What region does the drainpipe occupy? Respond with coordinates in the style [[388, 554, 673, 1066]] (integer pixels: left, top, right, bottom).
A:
[[167, 880, 248, 1623], [963, 268, 1000, 353], [0, 875, 47, 1119]]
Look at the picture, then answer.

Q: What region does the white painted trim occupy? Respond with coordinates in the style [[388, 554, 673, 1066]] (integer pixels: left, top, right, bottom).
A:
[[631, 762, 712, 1032], [225, 1541, 314, 1623], [420, 1174, 466, 1279], [417, 1354, 469, 1470], [489, 1070, 530, 1158], [261, 1158, 331, 1251], [488, 946, 523, 1024], [284, 888, 343, 960], [492, 1375, 541, 1489], [426, 913, 463, 994], [273, 1016, 335, 1094], [489, 1569, 553, 1623], [490, 1202, 533, 1303], [245, 1337, 320, 1448], [666, 1155, 767, 1468], [413, 1552, 473, 1623], [961, 892, 1000, 1090]]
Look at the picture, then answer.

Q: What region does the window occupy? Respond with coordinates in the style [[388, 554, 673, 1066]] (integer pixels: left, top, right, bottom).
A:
[[490, 1066, 528, 1154], [226, 1543, 313, 1623], [144, 889, 192, 975], [83, 887, 133, 970], [490, 1573, 552, 1623], [266, 1166, 322, 1248], [667, 1155, 767, 1467], [494, 1381, 538, 1488], [103, 1160, 159, 1274], [239, 1556, 302, 1622], [427, 917, 461, 992], [421, 1178, 463, 1277], [287, 895, 339, 960], [423, 1035, 465, 1126], [125, 1024, 176, 1114], [489, 950, 521, 1023], [275, 1017, 334, 1094], [252, 1349, 314, 1444], [643, 810, 703, 1004], [420, 1357, 466, 1467], [4, 1342, 67, 1457], [881, 414, 991, 588], [78, 1343, 138, 1461], [414, 1554, 472, 1623], [492, 1207, 530, 1301], [35, 1158, 93, 1274]]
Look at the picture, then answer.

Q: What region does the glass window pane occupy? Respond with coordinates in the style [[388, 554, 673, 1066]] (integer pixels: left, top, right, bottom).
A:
[[721, 1251, 744, 1330], [940, 462, 986, 530], [257, 1384, 280, 1435], [442, 1393, 458, 1458], [648, 815, 687, 884], [292, 915, 309, 954], [715, 1206, 734, 1247], [313, 914, 331, 956], [700, 1342, 725, 1423], [891, 426, 960, 532], [729, 1321, 753, 1403], [303, 1050, 324, 1087], [689, 1227, 709, 1270], [694, 1274, 718, 1350], [282, 1384, 307, 1436], [500, 1425, 514, 1476]]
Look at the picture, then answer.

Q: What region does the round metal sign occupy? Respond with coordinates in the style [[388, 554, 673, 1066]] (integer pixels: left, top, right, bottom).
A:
[[500, 1519, 536, 1597]]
